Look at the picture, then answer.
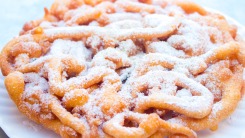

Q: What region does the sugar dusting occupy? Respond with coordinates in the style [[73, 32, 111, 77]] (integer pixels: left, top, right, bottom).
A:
[[143, 14, 175, 28], [147, 41, 186, 58], [48, 39, 92, 62], [167, 19, 213, 56], [8, 0, 244, 137]]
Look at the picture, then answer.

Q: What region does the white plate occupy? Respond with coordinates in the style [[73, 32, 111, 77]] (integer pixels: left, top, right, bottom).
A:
[[0, 6, 245, 138]]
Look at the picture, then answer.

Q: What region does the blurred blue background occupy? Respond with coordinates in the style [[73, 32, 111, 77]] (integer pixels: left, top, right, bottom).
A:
[[192, 0, 245, 25]]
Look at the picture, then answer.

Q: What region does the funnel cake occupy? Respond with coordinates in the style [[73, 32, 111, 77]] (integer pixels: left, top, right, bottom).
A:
[[0, 0, 245, 138]]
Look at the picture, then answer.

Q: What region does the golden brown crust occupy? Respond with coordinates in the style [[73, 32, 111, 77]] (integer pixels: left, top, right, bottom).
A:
[[1, 0, 244, 137]]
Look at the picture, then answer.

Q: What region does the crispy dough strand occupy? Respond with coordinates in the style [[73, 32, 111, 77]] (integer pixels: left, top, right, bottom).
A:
[[1, 0, 244, 138]]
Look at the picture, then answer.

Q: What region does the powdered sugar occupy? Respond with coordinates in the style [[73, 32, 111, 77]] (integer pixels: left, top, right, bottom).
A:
[[147, 41, 186, 57], [106, 20, 143, 29], [6, 0, 244, 137], [44, 15, 180, 42], [117, 39, 140, 56], [92, 47, 131, 69], [143, 14, 175, 28], [131, 70, 213, 117], [168, 118, 187, 126], [167, 19, 213, 56], [211, 102, 223, 117], [48, 39, 91, 62], [176, 88, 192, 97], [105, 13, 142, 23]]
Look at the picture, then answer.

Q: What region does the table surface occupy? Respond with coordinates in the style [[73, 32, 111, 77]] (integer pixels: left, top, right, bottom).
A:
[[0, 0, 244, 138]]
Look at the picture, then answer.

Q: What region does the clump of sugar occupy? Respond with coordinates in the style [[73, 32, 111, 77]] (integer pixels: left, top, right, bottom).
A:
[[105, 20, 143, 29], [117, 39, 140, 56], [39, 21, 66, 29], [48, 39, 92, 62], [23, 73, 49, 97], [86, 35, 103, 53], [147, 41, 186, 58], [88, 21, 100, 26], [176, 89, 192, 97], [167, 19, 212, 56], [209, 102, 223, 119], [92, 47, 130, 69], [143, 14, 175, 28]]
